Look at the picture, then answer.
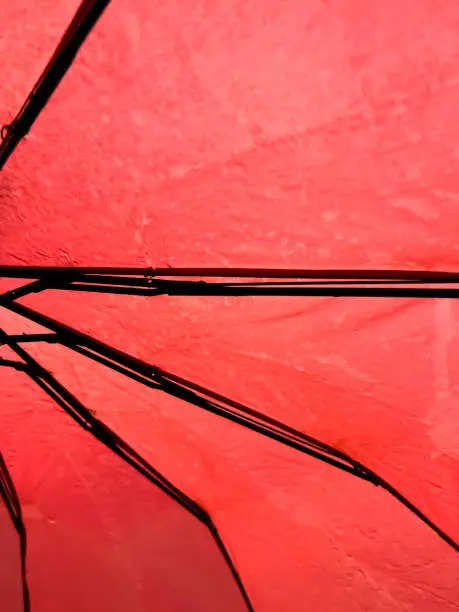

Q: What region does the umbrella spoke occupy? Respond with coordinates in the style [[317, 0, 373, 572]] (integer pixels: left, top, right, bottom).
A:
[[0, 274, 84, 305], [2, 265, 459, 281], [2, 266, 459, 297], [0, 333, 59, 344], [0, 359, 28, 371], [0, 280, 52, 305]]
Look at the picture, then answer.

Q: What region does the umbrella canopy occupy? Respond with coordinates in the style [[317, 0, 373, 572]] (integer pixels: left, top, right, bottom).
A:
[[1, 1, 459, 610]]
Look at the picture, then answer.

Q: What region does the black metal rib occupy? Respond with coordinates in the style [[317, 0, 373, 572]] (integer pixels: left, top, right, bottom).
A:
[[2, 335, 254, 612], [0, 358, 28, 370], [0, 452, 30, 612], [0, 334, 59, 344], [3, 300, 458, 552], [0, 280, 51, 306], [2, 265, 459, 282], [39, 281, 459, 298], [0, 0, 111, 169], [2, 266, 459, 299]]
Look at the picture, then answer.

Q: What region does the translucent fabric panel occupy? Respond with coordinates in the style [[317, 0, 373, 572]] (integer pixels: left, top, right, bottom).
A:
[[0, 367, 250, 612]]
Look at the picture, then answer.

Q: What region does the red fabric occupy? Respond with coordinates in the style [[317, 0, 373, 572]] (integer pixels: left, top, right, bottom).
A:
[[1, 0, 459, 610]]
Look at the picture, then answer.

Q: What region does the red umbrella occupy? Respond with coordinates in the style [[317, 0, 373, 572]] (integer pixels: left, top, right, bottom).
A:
[[1, 1, 458, 610]]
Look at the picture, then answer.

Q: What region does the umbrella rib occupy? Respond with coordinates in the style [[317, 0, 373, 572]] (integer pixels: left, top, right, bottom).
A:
[[2, 267, 459, 298], [44, 281, 459, 298], [0, 333, 59, 344], [2, 336, 255, 612], [2, 265, 459, 281], [3, 300, 458, 552], [0, 280, 54, 306], [0, 0, 111, 170], [0, 358, 28, 370], [0, 452, 31, 612]]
